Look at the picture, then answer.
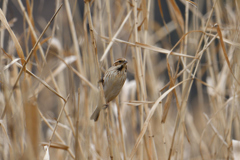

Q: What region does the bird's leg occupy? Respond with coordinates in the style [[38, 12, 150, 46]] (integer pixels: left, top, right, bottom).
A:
[[103, 104, 109, 109]]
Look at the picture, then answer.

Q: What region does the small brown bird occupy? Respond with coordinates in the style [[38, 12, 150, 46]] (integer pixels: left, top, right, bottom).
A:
[[90, 58, 128, 121]]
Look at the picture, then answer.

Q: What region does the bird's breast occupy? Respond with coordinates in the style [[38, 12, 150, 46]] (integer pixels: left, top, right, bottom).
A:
[[103, 69, 127, 102]]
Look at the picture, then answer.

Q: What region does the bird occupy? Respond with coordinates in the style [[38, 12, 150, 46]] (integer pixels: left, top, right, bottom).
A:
[[90, 58, 128, 121]]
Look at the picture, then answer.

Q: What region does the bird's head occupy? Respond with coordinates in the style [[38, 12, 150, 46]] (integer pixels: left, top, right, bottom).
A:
[[113, 58, 128, 72], [113, 58, 128, 66]]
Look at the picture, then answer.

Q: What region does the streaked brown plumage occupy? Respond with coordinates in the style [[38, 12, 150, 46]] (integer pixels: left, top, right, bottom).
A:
[[90, 58, 128, 121]]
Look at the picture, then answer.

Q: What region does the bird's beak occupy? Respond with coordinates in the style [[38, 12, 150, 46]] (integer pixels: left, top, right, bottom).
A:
[[124, 60, 128, 64]]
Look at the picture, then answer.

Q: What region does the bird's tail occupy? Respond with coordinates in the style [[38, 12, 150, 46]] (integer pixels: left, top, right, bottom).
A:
[[90, 106, 102, 121]]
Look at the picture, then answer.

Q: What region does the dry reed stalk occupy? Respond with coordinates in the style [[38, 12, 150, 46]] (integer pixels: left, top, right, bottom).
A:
[[115, 96, 127, 159], [1, 0, 240, 159], [22, 83, 39, 159], [131, 0, 145, 159], [0, 0, 8, 49], [37, 107, 75, 159], [64, 0, 83, 74], [106, 0, 114, 63]]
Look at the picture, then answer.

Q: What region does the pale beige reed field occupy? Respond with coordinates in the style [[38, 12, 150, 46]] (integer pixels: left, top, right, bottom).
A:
[[0, 0, 240, 160]]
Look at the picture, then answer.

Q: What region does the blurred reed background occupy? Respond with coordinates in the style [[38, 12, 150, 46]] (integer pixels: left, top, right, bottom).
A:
[[0, 0, 240, 159]]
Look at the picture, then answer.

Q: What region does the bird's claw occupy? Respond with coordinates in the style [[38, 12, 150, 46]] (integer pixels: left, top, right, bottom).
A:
[[103, 104, 109, 109]]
